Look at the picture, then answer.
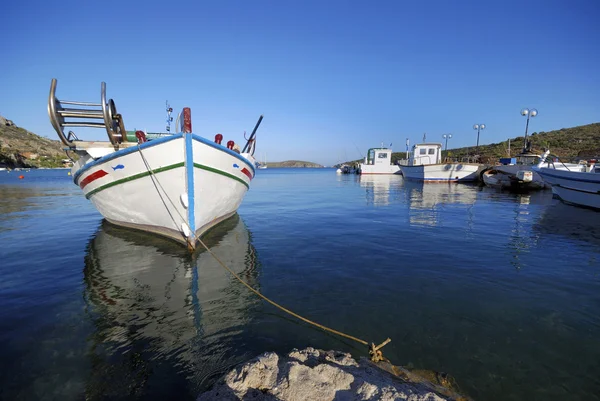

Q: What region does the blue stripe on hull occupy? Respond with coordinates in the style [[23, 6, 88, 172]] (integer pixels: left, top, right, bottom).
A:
[[185, 133, 196, 235]]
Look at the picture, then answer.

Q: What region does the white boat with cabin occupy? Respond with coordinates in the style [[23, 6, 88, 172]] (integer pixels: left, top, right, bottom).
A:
[[359, 146, 401, 175], [397, 143, 480, 182], [48, 79, 262, 249], [534, 151, 599, 209]]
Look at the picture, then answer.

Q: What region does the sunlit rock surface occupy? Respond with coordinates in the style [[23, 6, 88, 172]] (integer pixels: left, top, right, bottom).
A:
[[197, 347, 465, 401]]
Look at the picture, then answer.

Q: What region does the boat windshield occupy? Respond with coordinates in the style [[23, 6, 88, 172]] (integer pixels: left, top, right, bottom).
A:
[[516, 155, 539, 165]]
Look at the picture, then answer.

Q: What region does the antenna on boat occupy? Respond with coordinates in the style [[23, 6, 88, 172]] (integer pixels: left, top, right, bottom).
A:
[[165, 101, 174, 132]]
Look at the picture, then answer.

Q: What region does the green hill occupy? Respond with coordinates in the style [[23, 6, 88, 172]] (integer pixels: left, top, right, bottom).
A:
[[0, 115, 68, 168], [445, 122, 600, 163], [266, 160, 323, 168]]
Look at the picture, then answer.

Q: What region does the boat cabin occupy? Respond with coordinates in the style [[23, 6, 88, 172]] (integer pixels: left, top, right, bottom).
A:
[[363, 148, 393, 167], [407, 143, 442, 166]]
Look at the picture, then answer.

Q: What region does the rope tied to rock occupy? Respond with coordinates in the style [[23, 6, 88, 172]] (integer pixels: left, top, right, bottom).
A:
[[369, 338, 392, 362], [195, 234, 392, 362]]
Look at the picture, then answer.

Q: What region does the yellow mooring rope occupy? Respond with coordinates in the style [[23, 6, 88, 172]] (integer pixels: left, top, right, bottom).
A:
[[196, 236, 391, 362], [137, 143, 391, 361]]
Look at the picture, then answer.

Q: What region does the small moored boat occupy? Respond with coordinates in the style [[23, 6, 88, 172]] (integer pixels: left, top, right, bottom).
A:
[[482, 168, 544, 192], [336, 164, 359, 174], [48, 79, 263, 249], [397, 143, 480, 182]]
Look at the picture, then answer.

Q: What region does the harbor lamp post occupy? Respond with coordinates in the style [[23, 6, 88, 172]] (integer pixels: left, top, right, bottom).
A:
[[473, 124, 486, 152], [442, 134, 452, 152], [442, 134, 452, 162], [520, 108, 538, 152]]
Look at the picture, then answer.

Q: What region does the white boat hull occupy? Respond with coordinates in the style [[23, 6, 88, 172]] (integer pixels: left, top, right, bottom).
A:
[[359, 163, 401, 175], [535, 167, 600, 209], [72, 133, 255, 248], [399, 163, 480, 182]]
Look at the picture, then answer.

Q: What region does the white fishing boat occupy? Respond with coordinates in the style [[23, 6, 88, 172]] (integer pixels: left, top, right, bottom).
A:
[[358, 146, 401, 175], [48, 79, 263, 249], [397, 143, 480, 182], [534, 152, 599, 209]]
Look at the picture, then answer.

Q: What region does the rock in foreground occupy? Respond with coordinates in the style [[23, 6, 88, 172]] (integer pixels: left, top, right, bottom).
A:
[[198, 348, 466, 401]]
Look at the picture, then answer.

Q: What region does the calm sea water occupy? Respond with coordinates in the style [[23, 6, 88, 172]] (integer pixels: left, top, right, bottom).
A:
[[1, 168, 599, 401]]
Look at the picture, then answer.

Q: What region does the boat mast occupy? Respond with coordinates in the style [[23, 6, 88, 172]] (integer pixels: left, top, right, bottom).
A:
[[242, 115, 264, 155], [165, 101, 173, 132]]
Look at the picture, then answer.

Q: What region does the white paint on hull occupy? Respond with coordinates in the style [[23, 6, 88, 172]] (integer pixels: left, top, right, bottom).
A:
[[536, 167, 600, 209], [72, 133, 256, 247], [400, 163, 480, 182], [360, 164, 401, 175]]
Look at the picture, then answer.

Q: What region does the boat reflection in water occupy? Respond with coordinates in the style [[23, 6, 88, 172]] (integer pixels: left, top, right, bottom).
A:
[[503, 194, 541, 270], [359, 174, 404, 206], [404, 181, 478, 227], [83, 214, 259, 399], [534, 200, 600, 249]]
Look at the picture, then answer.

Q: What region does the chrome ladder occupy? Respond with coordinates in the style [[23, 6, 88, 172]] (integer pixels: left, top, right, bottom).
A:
[[48, 78, 128, 147]]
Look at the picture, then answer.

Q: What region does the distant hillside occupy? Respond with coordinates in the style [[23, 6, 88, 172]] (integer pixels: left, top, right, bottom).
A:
[[445, 122, 600, 163], [0, 115, 68, 168], [266, 160, 323, 168], [342, 122, 600, 165]]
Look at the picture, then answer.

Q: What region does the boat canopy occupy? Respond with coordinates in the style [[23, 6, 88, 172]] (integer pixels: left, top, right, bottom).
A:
[[364, 148, 392, 165], [408, 143, 442, 166]]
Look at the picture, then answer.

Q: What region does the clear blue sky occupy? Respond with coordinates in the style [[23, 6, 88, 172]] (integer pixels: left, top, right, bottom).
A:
[[2, 0, 598, 166]]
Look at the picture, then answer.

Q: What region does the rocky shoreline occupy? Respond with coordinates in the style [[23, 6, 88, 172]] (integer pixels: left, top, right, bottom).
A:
[[197, 348, 470, 401]]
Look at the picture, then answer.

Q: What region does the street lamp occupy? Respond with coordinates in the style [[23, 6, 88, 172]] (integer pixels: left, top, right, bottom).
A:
[[442, 134, 452, 151], [473, 124, 486, 152], [442, 134, 452, 162], [520, 108, 538, 152]]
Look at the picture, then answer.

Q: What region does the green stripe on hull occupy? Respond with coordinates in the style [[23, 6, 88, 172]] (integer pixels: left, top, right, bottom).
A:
[[193, 163, 250, 189], [85, 161, 249, 199], [85, 162, 185, 199]]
